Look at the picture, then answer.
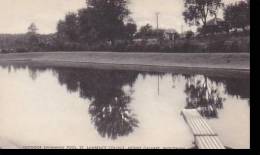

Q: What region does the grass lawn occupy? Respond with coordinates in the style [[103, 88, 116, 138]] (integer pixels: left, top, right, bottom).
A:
[[0, 52, 249, 77]]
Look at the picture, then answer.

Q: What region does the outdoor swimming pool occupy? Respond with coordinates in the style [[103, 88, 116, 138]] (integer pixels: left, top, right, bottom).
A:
[[0, 64, 250, 149]]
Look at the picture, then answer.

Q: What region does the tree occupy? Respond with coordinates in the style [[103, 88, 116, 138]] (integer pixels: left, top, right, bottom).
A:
[[124, 22, 137, 40], [224, 0, 250, 31], [185, 30, 194, 39], [135, 24, 153, 39], [28, 23, 38, 34], [197, 18, 229, 35], [57, 12, 80, 42], [136, 24, 166, 41], [183, 0, 223, 27], [77, 8, 99, 43], [139, 24, 153, 33], [64, 12, 80, 42], [27, 23, 39, 51], [57, 20, 67, 40], [55, 0, 135, 49], [84, 0, 131, 44]]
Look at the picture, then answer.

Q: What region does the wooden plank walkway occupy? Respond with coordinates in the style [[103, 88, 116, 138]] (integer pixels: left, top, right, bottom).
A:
[[181, 109, 225, 149]]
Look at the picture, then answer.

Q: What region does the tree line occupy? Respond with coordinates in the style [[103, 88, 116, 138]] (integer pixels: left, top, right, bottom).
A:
[[55, 0, 250, 52], [56, 0, 137, 50], [0, 0, 250, 53], [183, 0, 250, 35]]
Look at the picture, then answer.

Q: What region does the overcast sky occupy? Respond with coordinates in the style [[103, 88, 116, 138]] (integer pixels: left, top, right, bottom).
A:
[[0, 0, 241, 34]]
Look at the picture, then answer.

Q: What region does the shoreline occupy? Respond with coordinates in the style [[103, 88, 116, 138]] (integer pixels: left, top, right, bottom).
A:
[[0, 52, 250, 78], [0, 52, 250, 149]]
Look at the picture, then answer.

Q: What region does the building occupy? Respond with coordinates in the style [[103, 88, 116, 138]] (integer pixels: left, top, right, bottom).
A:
[[164, 29, 177, 41]]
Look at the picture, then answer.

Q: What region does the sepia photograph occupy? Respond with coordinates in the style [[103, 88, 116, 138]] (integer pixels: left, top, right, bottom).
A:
[[0, 0, 250, 149]]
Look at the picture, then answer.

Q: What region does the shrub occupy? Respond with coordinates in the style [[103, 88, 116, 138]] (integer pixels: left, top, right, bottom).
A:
[[207, 40, 227, 52], [16, 48, 29, 53]]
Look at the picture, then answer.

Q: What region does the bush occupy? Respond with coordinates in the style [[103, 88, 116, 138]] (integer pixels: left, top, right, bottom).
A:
[[173, 40, 204, 53], [207, 40, 227, 52], [16, 48, 29, 53], [1, 49, 9, 54], [229, 41, 244, 53]]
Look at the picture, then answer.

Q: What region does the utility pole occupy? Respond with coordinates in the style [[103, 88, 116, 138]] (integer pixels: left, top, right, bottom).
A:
[[155, 12, 160, 30]]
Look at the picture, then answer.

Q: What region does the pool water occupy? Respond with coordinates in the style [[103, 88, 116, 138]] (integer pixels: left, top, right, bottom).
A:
[[0, 65, 250, 149]]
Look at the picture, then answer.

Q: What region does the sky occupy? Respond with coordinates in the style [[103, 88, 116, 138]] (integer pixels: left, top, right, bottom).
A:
[[0, 0, 241, 34]]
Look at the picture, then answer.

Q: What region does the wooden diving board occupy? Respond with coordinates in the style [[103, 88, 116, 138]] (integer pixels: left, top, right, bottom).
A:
[[181, 109, 225, 149]]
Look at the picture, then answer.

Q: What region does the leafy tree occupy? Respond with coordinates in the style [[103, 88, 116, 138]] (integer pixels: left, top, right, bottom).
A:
[[57, 12, 80, 42], [135, 24, 154, 39], [27, 23, 39, 51], [185, 30, 194, 39], [197, 19, 229, 35], [84, 0, 130, 44], [124, 22, 137, 40], [183, 0, 223, 27], [64, 13, 80, 42], [78, 8, 99, 43], [28, 23, 38, 34], [57, 20, 67, 40], [135, 24, 166, 42], [56, 0, 135, 49], [224, 0, 250, 31]]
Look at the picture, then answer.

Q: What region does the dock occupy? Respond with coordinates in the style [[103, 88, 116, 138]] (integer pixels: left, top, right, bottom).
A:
[[181, 109, 225, 149]]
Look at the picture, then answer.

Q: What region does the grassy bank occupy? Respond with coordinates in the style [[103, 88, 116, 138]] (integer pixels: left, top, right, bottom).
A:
[[0, 52, 250, 77]]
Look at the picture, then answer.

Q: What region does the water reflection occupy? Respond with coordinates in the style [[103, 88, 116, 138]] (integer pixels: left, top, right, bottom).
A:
[[0, 64, 250, 148], [208, 76, 250, 99], [49, 68, 140, 139], [184, 75, 225, 118], [1, 64, 140, 139]]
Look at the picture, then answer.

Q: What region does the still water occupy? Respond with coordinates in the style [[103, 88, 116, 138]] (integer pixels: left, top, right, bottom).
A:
[[0, 65, 250, 149]]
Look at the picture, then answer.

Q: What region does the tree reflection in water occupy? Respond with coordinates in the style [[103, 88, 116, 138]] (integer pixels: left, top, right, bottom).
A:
[[2, 64, 249, 137], [208, 76, 250, 99], [89, 91, 138, 139], [3, 64, 140, 140], [54, 68, 139, 140], [0, 64, 48, 81], [184, 75, 225, 118]]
